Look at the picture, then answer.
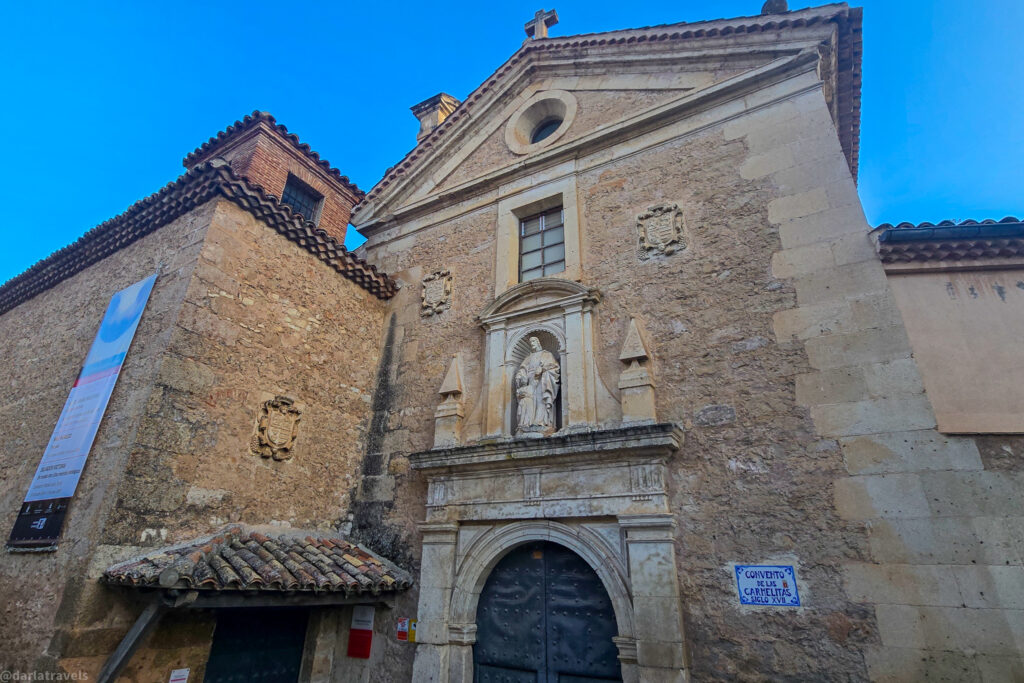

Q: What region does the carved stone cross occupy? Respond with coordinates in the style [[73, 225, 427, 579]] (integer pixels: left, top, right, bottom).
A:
[[525, 9, 558, 39]]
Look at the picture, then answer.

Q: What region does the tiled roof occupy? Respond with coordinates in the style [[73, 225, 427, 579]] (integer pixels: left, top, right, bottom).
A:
[[877, 217, 1024, 263], [102, 525, 413, 595], [183, 111, 364, 199], [0, 160, 395, 315], [361, 3, 862, 205]]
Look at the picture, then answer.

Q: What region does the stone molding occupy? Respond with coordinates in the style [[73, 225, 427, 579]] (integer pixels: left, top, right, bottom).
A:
[[504, 90, 579, 155], [411, 422, 683, 473], [448, 520, 635, 634]]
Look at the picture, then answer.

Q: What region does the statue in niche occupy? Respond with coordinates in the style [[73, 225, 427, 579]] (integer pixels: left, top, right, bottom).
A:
[[514, 336, 560, 436]]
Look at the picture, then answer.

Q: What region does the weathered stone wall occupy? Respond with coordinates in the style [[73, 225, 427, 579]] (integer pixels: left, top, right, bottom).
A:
[[0, 194, 391, 680], [49, 199, 392, 680], [0, 204, 214, 670]]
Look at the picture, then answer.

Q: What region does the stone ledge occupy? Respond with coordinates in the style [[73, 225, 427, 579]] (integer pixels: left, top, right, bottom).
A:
[[410, 423, 684, 473]]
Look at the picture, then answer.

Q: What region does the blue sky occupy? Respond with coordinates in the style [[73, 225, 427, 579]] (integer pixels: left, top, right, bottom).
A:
[[1, 1, 1021, 283]]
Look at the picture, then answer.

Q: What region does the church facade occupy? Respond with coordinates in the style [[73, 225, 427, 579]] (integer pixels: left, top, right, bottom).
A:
[[1, 3, 1023, 682]]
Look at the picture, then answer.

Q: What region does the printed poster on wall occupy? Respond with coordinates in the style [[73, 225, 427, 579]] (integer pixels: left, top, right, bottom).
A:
[[7, 274, 157, 550]]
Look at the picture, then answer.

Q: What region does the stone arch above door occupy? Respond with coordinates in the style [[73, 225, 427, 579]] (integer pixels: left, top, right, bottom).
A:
[[449, 520, 635, 640]]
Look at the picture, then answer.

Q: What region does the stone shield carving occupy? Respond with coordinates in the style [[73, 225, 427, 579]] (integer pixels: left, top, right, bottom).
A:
[[636, 204, 685, 260], [250, 396, 301, 460], [421, 270, 453, 316]]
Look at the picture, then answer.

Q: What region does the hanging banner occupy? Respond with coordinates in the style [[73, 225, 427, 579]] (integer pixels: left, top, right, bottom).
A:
[[7, 274, 157, 550]]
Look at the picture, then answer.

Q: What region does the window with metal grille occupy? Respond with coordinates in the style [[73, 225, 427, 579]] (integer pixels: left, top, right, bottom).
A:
[[281, 174, 323, 223], [519, 206, 565, 282]]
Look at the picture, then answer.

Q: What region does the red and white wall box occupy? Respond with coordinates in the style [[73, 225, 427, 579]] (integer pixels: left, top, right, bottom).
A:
[[347, 605, 375, 658]]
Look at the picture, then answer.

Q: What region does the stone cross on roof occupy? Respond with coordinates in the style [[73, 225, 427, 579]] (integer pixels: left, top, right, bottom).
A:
[[525, 9, 558, 39]]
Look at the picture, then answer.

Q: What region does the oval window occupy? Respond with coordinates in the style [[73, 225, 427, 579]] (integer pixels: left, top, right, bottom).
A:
[[531, 118, 563, 144]]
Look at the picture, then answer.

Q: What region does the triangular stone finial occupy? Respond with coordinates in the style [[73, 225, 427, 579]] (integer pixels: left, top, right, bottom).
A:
[[439, 354, 464, 397], [619, 319, 650, 363]]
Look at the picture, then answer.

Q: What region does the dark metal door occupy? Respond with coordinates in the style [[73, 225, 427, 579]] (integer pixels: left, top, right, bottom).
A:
[[474, 541, 621, 683], [203, 608, 308, 683]]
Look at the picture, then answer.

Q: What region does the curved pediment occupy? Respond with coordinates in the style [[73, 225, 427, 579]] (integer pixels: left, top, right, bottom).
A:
[[478, 278, 599, 322]]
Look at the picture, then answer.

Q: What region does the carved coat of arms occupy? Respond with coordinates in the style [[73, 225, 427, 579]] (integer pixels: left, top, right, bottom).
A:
[[250, 396, 301, 460], [636, 204, 686, 260], [421, 270, 453, 316]]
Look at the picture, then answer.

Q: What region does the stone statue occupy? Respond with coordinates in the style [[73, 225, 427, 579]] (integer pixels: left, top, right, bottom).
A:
[[514, 336, 560, 436]]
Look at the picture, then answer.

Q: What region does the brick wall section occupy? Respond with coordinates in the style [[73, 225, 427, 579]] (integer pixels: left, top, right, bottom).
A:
[[752, 91, 1024, 680], [0, 205, 214, 671], [217, 132, 359, 244]]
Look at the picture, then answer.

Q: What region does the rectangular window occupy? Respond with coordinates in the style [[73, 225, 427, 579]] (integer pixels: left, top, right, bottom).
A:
[[519, 206, 565, 282], [281, 174, 324, 224]]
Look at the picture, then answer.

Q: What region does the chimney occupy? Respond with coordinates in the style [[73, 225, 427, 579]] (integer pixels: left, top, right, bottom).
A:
[[411, 93, 461, 142]]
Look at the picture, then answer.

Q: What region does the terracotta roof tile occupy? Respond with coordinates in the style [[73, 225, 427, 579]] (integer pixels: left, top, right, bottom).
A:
[[360, 4, 861, 206], [184, 111, 364, 198], [0, 160, 395, 316], [877, 217, 1024, 263], [102, 525, 413, 595]]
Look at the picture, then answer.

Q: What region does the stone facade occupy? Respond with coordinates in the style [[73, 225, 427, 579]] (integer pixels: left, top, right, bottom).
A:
[[350, 5, 1021, 682], [1, 4, 1021, 682]]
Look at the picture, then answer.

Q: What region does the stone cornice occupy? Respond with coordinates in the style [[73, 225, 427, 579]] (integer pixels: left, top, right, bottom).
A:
[[0, 160, 395, 316], [410, 423, 684, 474]]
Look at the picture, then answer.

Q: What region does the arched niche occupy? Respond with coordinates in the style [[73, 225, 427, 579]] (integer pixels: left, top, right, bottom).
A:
[[478, 278, 617, 437]]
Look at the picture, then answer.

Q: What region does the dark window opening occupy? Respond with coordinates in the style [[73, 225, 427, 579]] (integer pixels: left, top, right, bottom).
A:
[[281, 174, 323, 224], [530, 117, 563, 144], [519, 207, 565, 282]]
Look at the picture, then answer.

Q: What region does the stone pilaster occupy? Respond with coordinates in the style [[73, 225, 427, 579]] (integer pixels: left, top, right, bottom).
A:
[[411, 523, 460, 683], [619, 514, 689, 682]]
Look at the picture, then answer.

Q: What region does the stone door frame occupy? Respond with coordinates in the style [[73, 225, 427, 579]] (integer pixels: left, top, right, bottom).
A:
[[410, 425, 690, 683]]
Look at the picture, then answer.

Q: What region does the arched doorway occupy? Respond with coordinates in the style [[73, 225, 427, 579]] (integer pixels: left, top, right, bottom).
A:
[[473, 541, 622, 682]]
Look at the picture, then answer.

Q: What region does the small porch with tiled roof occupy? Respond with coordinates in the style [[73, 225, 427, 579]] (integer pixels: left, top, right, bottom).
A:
[[96, 525, 412, 683]]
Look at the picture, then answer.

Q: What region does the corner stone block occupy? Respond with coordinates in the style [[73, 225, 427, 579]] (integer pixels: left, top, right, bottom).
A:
[[951, 565, 1024, 609], [803, 326, 913, 371], [767, 188, 829, 224], [833, 473, 931, 520], [867, 516, 1024, 566], [777, 206, 871, 250], [770, 242, 835, 280], [840, 429, 983, 476], [843, 562, 962, 607], [864, 646, 982, 683], [875, 604, 1024, 656], [811, 395, 936, 437]]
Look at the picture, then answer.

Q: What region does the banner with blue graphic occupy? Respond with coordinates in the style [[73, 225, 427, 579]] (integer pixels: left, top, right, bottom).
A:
[[8, 274, 157, 549]]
